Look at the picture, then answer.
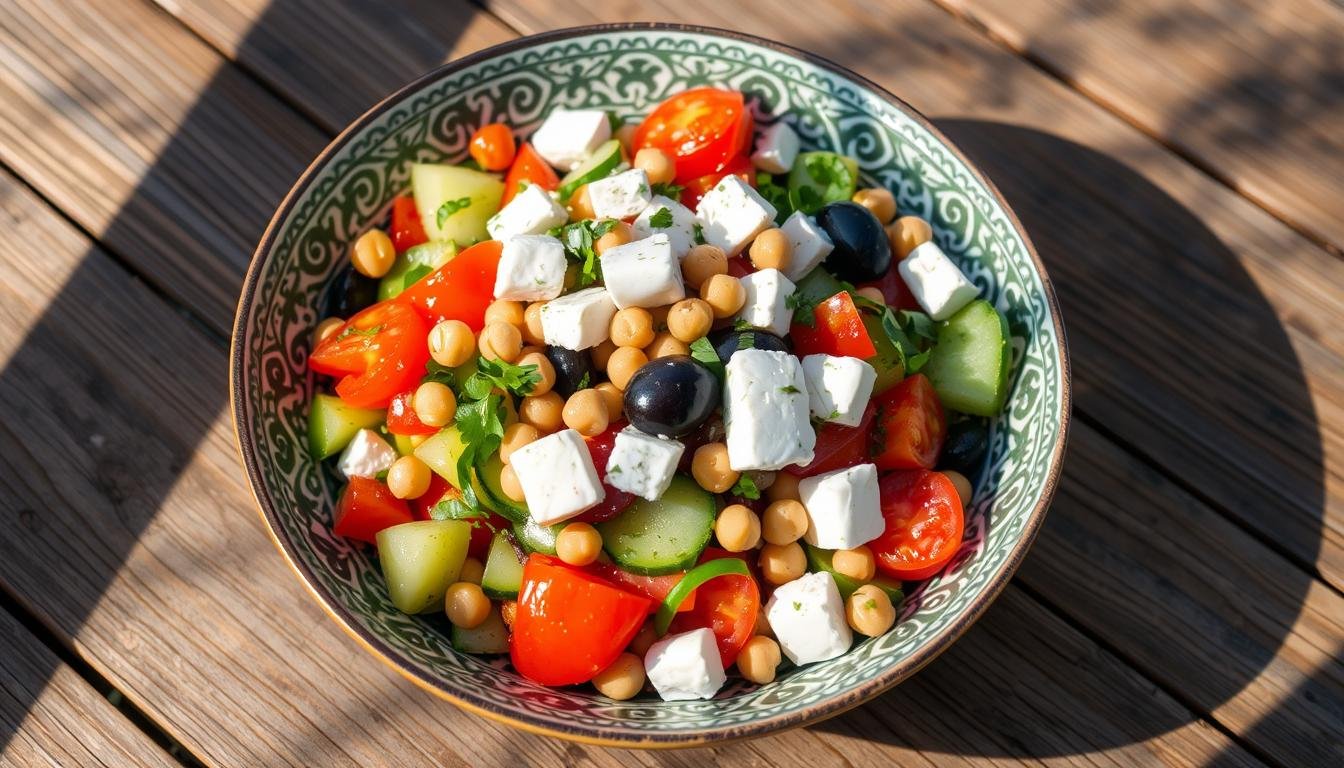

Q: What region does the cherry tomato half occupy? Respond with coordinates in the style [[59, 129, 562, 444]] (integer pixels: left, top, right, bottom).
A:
[[385, 390, 438, 436], [790, 291, 878, 359], [399, 239, 502, 331], [871, 469, 964, 581], [572, 421, 636, 523], [636, 89, 753, 183], [501, 142, 560, 206], [389, 195, 428, 252], [871, 373, 946, 470], [310, 300, 430, 409], [668, 549, 760, 667], [469, 123, 518, 172], [332, 476, 413, 544]]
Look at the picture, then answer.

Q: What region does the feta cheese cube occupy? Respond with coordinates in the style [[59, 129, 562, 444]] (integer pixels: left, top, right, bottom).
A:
[[898, 241, 979, 321], [750, 121, 800, 175], [632, 195, 697, 258], [605, 427, 685, 500], [736, 268, 795, 337], [695, 175, 777, 256], [540, 286, 617, 350], [599, 233, 685, 310], [799, 463, 883, 550], [723, 349, 815, 471], [336, 429, 397, 479], [587, 168, 652, 220], [510, 429, 605, 526], [486, 184, 568, 242], [494, 234, 567, 301], [643, 628, 726, 701], [530, 109, 611, 172], [801, 354, 877, 426], [765, 571, 853, 666], [780, 211, 835, 282]]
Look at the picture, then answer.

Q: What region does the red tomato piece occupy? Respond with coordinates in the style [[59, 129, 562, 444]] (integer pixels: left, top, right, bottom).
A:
[[871, 469, 964, 581], [389, 195, 428, 253], [400, 240, 502, 331], [680, 153, 754, 210], [785, 402, 877, 477], [510, 555, 652, 685], [856, 264, 919, 311], [790, 291, 878, 359], [636, 89, 753, 183], [668, 550, 760, 667], [469, 123, 517, 171], [409, 474, 452, 521], [871, 373, 946, 470], [501, 142, 560, 206], [725, 255, 754, 279], [332, 477, 413, 544], [385, 390, 438, 436], [572, 421, 636, 523], [585, 561, 696, 613], [310, 301, 430, 409]]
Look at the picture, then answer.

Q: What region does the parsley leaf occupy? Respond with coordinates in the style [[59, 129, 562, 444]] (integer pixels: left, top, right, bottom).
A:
[[452, 394, 508, 507], [435, 197, 472, 229], [879, 307, 938, 375], [730, 473, 760, 500], [689, 336, 725, 382], [428, 496, 501, 534], [648, 207, 674, 229], [650, 182, 685, 199], [463, 356, 542, 400], [692, 222, 706, 245], [576, 371, 591, 390], [549, 219, 618, 287], [785, 291, 818, 327], [423, 360, 456, 387], [755, 172, 793, 223], [779, 384, 800, 394], [792, 601, 803, 612]]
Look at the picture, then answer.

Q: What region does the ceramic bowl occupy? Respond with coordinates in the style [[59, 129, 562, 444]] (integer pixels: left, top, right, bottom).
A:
[[231, 23, 1069, 747]]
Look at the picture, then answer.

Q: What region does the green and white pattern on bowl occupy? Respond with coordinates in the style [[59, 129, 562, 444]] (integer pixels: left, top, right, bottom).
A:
[[235, 27, 1066, 742]]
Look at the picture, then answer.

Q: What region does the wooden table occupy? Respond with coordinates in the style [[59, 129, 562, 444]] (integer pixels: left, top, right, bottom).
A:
[[2, 1, 1341, 765]]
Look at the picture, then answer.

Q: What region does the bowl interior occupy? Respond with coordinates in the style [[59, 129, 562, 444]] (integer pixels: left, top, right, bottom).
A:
[[234, 26, 1067, 744]]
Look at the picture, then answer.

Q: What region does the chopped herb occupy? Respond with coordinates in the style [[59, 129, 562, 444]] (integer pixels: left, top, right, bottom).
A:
[[548, 219, 618, 287], [336, 323, 382, 341], [786, 291, 818, 327], [462, 356, 542, 400], [609, 465, 622, 474], [689, 336, 724, 382], [452, 393, 508, 508], [879, 307, 938, 375], [692, 222, 706, 244], [435, 197, 472, 229], [735, 332, 755, 352], [429, 496, 501, 533], [650, 182, 685, 199], [576, 371, 592, 390], [827, 408, 842, 420], [792, 601, 803, 612], [779, 384, 800, 394], [648, 206, 674, 229], [729, 473, 760, 500], [423, 360, 456, 387], [732, 317, 754, 331]]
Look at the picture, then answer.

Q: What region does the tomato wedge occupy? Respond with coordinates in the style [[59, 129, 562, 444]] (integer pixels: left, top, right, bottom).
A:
[[501, 142, 560, 206], [790, 292, 878, 359], [510, 555, 652, 685], [400, 240, 502, 331], [668, 550, 760, 667], [785, 402, 877, 477], [332, 477, 413, 544], [585, 561, 695, 613], [385, 390, 438, 436], [389, 194, 428, 252], [681, 153, 755, 210], [871, 373, 946, 470], [871, 470, 964, 581], [635, 89, 753, 183], [310, 301, 430, 409], [572, 421, 636, 523]]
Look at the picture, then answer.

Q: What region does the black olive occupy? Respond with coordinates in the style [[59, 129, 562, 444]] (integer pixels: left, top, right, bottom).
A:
[[322, 264, 380, 319], [941, 417, 989, 475], [817, 200, 892, 283], [709, 329, 790, 363], [622, 356, 721, 438], [544, 346, 597, 398]]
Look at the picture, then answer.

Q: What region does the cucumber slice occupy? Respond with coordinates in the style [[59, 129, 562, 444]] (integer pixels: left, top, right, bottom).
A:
[[787, 152, 858, 215], [597, 475, 715, 576], [376, 520, 471, 614], [475, 454, 529, 524], [411, 164, 505, 246], [451, 606, 509, 654], [308, 393, 384, 460], [557, 139, 622, 200], [805, 545, 904, 604], [923, 300, 1011, 417], [378, 240, 457, 300], [513, 517, 562, 555], [481, 531, 525, 599]]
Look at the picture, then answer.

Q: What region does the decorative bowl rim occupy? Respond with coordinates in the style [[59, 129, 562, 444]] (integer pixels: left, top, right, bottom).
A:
[[229, 21, 1071, 748]]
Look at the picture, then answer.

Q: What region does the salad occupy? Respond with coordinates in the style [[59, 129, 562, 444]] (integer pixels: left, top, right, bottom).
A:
[[307, 88, 1010, 702]]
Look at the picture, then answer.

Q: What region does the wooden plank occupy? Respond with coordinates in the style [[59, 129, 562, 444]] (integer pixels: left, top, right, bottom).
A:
[[931, 0, 1344, 255], [0, 606, 179, 768], [0, 168, 1263, 766]]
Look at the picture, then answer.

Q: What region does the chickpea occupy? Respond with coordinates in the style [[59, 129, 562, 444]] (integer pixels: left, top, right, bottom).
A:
[[592, 652, 645, 701], [478, 321, 523, 363], [700, 274, 746, 318], [595, 221, 633, 255], [682, 244, 728, 290], [519, 391, 565, 433], [499, 423, 540, 464], [761, 499, 809, 545], [595, 382, 624, 421], [413, 381, 456, 427], [753, 609, 774, 639], [556, 521, 603, 566], [500, 600, 518, 628], [522, 302, 547, 345], [606, 346, 648, 390], [499, 463, 526, 502], [634, 147, 675, 185], [736, 635, 782, 685], [766, 471, 800, 502], [562, 389, 609, 437], [832, 545, 876, 582], [444, 582, 491, 628], [484, 299, 525, 327], [852, 187, 898, 224], [313, 317, 345, 347], [518, 344, 544, 358], [748, 228, 792, 272], [428, 319, 475, 368], [458, 557, 485, 585], [569, 185, 595, 220], [645, 332, 689, 359], [854, 286, 886, 305], [666, 298, 714, 343], [943, 470, 973, 507], [887, 216, 933, 259], [846, 585, 896, 637], [610, 307, 655, 348], [591, 339, 618, 372], [628, 622, 658, 657], [386, 455, 432, 500], [614, 123, 638, 156], [516, 351, 556, 397], [759, 542, 806, 585], [691, 442, 738, 493], [350, 228, 396, 278], [715, 504, 761, 552]]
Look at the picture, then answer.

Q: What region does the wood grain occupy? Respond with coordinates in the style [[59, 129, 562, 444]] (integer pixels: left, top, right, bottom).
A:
[[0, 607, 178, 768]]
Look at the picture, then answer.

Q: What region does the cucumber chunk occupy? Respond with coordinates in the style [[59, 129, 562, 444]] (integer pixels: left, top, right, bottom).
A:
[[861, 312, 905, 394], [787, 152, 858, 215], [411, 164, 505, 246], [557, 139, 622, 200], [923, 300, 1011, 417], [413, 426, 469, 488], [308, 393, 384, 460], [475, 454, 529, 523], [513, 517, 561, 555], [376, 520, 471, 614], [481, 531, 525, 599], [451, 606, 509, 654], [597, 475, 715, 576], [805, 545, 904, 604], [378, 240, 457, 300]]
